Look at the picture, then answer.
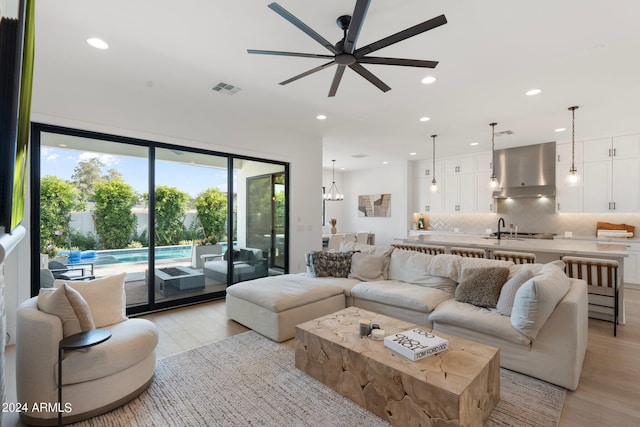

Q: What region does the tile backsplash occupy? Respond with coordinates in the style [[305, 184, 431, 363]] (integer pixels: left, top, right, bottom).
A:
[[414, 198, 640, 237]]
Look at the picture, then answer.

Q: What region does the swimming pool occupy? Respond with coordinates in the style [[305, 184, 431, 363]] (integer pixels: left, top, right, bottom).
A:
[[94, 245, 192, 265]]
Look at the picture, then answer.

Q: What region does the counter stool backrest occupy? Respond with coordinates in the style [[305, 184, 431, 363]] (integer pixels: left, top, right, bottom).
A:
[[391, 244, 445, 255], [355, 232, 369, 244], [493, 250, 536, 264], [327, 234, 343, 251], [450, 247, 486, 258], [562, 256, 619, 336]]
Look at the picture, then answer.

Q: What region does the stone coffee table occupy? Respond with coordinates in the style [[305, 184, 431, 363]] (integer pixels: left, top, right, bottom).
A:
[[295, 307, 500, 427]]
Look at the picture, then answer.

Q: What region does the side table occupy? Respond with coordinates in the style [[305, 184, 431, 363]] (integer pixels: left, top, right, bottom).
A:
[[58, 329, 111, 426]]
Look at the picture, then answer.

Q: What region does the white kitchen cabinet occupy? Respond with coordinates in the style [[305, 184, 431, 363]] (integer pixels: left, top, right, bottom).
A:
[[624, 242, 640, 285], [475, 171, 495, 212], [556, 162, 583, 212], [412, 175, 442, 213], [556, 141, 583, 165], [443, 172, 476, 212], [582, 137, 640, 212], [556, 141, 584, 212], [444, 156, 475, 175], [475, 151, 493, 173]]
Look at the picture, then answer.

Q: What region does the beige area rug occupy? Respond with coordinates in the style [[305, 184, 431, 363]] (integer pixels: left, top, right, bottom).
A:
[[72, 331, 565, 427]]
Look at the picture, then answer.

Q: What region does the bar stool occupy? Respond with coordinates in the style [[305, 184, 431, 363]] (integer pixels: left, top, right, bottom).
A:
[[562, 256, 619, 336], [392, 244, 446, 255], [493, 250, 536, 264], [450, 247, 486, 258]]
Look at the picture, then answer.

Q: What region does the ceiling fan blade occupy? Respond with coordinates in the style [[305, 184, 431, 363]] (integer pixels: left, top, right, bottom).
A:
[[247, 49, 334, 60], [355, 14, 447, 57], [268, 3, 341, 55], [279, 61, 336, 86], [348, 63, 391, 93], [343, 0, 371, 54], [328, 66, 346, 97], [358, 56, 438, 68]]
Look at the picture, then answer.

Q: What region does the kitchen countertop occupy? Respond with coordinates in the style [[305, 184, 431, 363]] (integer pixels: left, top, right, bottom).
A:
[[554, 235, 640, 244], [403, 234, 629, 258]]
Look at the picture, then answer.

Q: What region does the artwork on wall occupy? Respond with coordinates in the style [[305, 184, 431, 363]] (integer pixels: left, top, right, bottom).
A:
[[358, 193, 391, 217]]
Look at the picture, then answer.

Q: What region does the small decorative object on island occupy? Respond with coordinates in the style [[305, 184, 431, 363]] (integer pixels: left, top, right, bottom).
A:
[[384, 328, 449, 361], [417, 215, 425, 230], [329, 218, 337, 234]]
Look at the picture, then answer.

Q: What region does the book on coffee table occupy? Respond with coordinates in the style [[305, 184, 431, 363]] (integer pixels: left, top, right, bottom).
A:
[[384, 328, 449, 361]]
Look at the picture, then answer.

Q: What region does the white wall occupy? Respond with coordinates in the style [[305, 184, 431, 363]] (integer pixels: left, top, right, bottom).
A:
[[330, 163, 410, 246]]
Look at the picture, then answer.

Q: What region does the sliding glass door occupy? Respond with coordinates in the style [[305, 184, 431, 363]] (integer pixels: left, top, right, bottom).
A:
[[31, 123, 288, 314]]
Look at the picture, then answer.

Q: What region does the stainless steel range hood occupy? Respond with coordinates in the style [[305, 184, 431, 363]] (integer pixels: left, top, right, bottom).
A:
[[492, 141, 556, 199]]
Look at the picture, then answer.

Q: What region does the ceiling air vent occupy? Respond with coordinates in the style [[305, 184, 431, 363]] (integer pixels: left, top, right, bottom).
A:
[[351, 154, 369, 158], [495, 130, 514, 136], [212, 82, 242, 95]]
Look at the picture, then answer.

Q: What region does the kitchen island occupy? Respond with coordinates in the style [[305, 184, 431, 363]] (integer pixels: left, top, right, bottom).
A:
[[402, 234, 629, 323]]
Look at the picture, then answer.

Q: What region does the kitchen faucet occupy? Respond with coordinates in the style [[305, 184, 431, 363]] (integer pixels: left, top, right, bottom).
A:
[[497, 217, 505, 240]]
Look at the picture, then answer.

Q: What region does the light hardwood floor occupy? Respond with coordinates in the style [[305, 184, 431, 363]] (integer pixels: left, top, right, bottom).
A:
[[4, 289, 640, 426]]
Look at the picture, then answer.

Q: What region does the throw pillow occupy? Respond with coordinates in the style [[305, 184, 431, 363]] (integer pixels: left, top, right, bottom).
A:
[[38, 284, 96, 337], [348, 252, 389, 281], [494, 269, 534, 316], [311, 251, 356, 278], [455, 267, 510, 308], [56, 272, 127, 328], [510, 264, 571, 340]]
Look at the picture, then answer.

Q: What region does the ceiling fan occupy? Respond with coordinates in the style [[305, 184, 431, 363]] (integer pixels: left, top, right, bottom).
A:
[[247, 1, 447, 97]]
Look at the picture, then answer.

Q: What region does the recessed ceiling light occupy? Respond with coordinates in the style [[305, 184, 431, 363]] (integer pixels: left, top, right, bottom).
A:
[[382, 161, 389, 165], [555, 127, 566, 132], [419, 116, 431, 122], [470, 142, 479, 146], [421, 75, 436, 85], [409, 152, 417, 156], [316, 114, 327, 120], [87, 38, 109, 50], [526, 88, 542, 96]]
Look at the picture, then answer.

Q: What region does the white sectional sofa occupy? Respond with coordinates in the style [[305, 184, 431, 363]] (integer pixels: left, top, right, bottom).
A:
[[226, 242, 588, 390]]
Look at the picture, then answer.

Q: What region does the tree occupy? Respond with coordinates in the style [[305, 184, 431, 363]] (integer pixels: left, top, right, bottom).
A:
[[71, 157, 104, 200], [154, 186, 189, 246], [104, 168, 123, 182], [93, 179, 138, 249], [194, 188, 227, 244], [40, 175, 83, 251]]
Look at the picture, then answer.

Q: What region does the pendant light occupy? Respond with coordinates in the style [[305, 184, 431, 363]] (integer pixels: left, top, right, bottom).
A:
[[324, 160, 344, 201], [430, 134, 438, 192], [564, 106, 582, 186], [489, 122, 500, 189]]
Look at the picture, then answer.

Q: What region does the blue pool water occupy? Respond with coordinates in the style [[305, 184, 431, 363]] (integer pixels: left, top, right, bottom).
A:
[[95, 245, 192, 265]]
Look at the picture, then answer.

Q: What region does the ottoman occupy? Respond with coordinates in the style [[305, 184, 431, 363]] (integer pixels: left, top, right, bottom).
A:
[[226, 273, 359, 342]]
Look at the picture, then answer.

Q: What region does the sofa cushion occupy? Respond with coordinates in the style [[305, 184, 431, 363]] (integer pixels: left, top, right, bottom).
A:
[[348, 252, 389, 281], [340, 241, 394, 257], [510, 263, 571, 340], [455, 267, 510, 308], [226, 274, 351, 312], [388, 249, 434, 283], [37, 284, 96, 337], [310, 251, 356, 277], [426, 254, 462, 282], [351, 280, 453, 313], [494, 269, 534, 316], [55, 272, 127, 328], [429, 299, 531, 345]]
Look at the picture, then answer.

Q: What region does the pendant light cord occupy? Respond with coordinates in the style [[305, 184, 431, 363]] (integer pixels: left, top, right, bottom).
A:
[[490, 122, 497, 177], [431, 134, 437, 184], [569, 106, 578, 172]]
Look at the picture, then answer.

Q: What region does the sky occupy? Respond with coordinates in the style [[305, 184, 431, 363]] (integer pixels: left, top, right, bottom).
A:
[[41, 146, 233, 198]]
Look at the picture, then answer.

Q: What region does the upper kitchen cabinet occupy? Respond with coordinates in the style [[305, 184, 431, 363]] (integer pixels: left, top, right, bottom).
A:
[[555, 141, 584, 212], [411, 159, 443, 213], [443, 172, 476, 212], [582, 134, 640, 212], [475, 151, 493, 173], [476, 170, 496, 213], [444, 156, 476, 175]]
